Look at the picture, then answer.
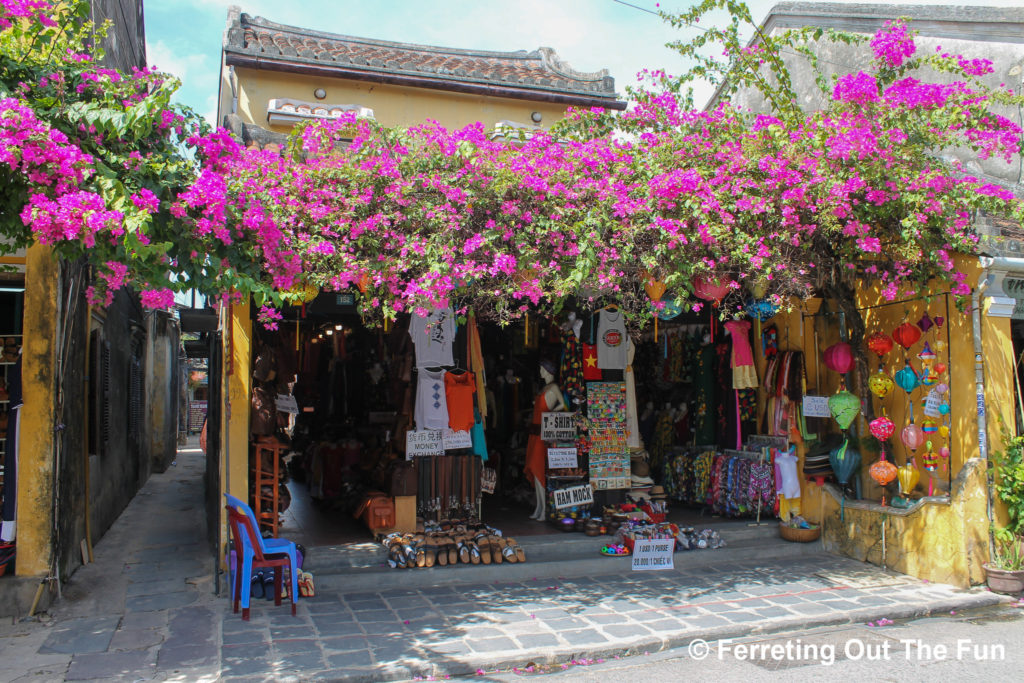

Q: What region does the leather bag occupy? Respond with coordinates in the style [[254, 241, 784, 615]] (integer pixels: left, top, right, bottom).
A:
[[354, 492, 396, 531]]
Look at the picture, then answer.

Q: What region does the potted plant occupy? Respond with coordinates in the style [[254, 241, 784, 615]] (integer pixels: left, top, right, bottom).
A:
[[985, 436, 1024, 594]]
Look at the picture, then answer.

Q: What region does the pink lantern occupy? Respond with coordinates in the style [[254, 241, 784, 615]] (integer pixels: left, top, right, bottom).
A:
[[901, 423, 924, 451], [692, 276, 730, 305], [823, 342, 854, 374], [869, 415, 895, 441]]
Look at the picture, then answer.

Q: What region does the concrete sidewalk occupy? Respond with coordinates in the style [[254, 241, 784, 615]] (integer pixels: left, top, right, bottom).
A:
[[0, 442, 1008, 682]]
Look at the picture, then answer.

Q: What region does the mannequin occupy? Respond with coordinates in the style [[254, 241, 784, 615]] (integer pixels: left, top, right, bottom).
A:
[[562, 311, 583, 339], [526, 360, 567, 521]]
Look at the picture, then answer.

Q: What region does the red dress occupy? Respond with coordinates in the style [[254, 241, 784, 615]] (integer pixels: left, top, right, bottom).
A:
[[525, 393, 548, 487]]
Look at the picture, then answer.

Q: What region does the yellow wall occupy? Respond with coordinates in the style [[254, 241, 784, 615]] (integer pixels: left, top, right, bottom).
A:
[[15, 244, 58, 577], [231, 66, 570, 132], [220, 298, 251, 566]]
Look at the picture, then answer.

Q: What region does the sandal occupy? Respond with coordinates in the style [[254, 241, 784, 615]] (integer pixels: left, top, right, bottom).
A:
[[456, 536, 470, 564], [424, 539, 437, 568], [508, 537, 527, 563], [251, 571, 265, 599], [467, 539, 482, 564], [436, 536, 448, 566], [490, 536, 503, 564], [475, 534, 492, 564], [446, 537, 458, 566], [501, 539, 517, 563]]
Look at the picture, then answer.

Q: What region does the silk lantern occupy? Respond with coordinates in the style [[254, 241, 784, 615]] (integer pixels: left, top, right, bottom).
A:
[[644, 273, 666, 337], [693, 275, 730, 339], [828, 390, 860, 430], [866, 332, 895, 359], [901, 423, 924, 451], [868, 371, 895, 399], [870, 455, 898, 500], [894, 363, 920, 393], [892, 322, 922, 350], [897, 460, 920, 496], [824, 342, 854, 375], [869, 415, 896, 441]]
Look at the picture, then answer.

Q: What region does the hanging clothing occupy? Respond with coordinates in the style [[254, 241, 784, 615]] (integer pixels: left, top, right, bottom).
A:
[[525, 392, 550, 487], [409, 307, 456, 368], [582, 343, 602, 380], [625, 339, 641, 449], [693, 343, 716, 445], [724, 319, 758, 389], [596, 308, 628, 369], [444, 371, 476, 432], [559, 329, 585, 407], [415, 369, 449, 431], [466, 312, 488, 419]]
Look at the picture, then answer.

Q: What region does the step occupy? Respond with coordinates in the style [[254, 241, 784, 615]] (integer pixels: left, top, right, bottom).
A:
[[306, 526, 824, 594]]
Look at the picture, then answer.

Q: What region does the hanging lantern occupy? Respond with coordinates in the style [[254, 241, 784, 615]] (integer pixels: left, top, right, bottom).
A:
[[934, 362, 947, 376], [870, 455, 898, 487], [917, 341, 936, 366], [823, 342, 854, 374], [866, 332, 895, 359], [901, 423, 924, 451], [939, 445, 951, 460], [897, 460, 920, 496], [643, 270, 667, 301], [829, 440, 862, 488], [869, 414, 896, 441], [868, 371, 895, 399], [692, 275, 730, 305], [934, 316, 945, 329], [921, 418, 939, 435], [357, 273, 372, 294], [894, 363, 920, 394], [892, 322, 922, 350], [917, 313, 935, 334], [745, 298, 777, 321], [922, 443, 940, 472], [933, 339, 948, 354], [828, 390, 860, 430], [939, 423, 950, 438]]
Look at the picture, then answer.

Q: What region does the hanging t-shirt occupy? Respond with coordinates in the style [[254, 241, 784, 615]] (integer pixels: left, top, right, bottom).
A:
[[444, 371, 476, 433], [409, 308, 455, 368], [597, 308, 627, 369], [415, 369, 449, 431]]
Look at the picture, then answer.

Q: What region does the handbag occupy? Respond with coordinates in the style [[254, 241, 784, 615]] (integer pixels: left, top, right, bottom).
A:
[[354, 492, 396, 531]]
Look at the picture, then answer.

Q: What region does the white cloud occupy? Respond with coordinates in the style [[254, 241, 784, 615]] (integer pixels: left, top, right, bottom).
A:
[[147, 39, 210, 85]]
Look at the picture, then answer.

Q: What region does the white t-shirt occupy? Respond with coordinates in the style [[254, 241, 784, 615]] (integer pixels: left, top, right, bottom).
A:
[[775, 450, 801, 499], [597, 309, 627, 369], [415, 369, 449, 431], [410, 307, 455, 368]]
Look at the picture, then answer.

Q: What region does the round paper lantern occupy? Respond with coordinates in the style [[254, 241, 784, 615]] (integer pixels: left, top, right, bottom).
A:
[[866, 332, 895, 358], [824, 342, 854, 374], [921, 418, 939, 435], [897, 461, 920, 495], [938, 402, 950, 416], [934, 362, 947, 376], [894, 363, 920, 394], [828, 390, 860, 430], [869, 415, 896, 441], [901, 423, 924, 451], [892, 322, 922, 350], [870, 457, 898, 487], [692, 275, 730, 304], [939, 445, 951, 460], [939, 424, 950, 438], [868, 371, 895, 399]]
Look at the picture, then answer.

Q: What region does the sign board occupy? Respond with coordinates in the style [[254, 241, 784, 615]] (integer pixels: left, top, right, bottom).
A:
[[275, 394, 299, 415], [335, 293, 356, 306], [442, 429, 473, 450], [481, 468, 497, 494], [802, 395, 831, 418], [631, 538, 675, 571], [547, 447, 578, 469], [552, 483, 594, 510], [406, 429, 443, 458], [541, 412, 577, 441]]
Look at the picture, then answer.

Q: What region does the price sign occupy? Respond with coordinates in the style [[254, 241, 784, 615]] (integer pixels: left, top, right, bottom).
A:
[[803, 395, 831, 418], [631, 538, 675, 571], [552, 483, 594, 510], [481, 468, 497, 494], [547, 447, 578, 469], [442, 429, 473, 450], [406, 430, 443, 458], [275, 394, 299, 414], [541, 412, 577, 441]]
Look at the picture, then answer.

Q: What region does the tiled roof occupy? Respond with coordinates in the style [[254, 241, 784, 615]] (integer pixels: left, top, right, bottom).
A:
[[223, 7, 623, 107]]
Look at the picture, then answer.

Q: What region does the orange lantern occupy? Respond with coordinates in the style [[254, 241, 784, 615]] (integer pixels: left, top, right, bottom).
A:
[[892, 322, 921, 350]]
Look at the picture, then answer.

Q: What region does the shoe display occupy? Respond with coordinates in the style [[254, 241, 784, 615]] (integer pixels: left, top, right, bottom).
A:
[[380, 520, 525, 568]]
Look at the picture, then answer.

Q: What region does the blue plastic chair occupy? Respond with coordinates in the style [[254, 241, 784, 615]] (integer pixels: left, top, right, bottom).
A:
[[225, 493, 299, 620]]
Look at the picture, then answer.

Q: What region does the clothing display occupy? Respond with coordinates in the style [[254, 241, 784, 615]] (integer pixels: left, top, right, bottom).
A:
[[409, 307, 456, 368], [596, 308, 628, 369], [415, 368, 449, 430], [582, 343, 601, 380], [444, 371, 476, 432], [525, 390, 553, 487], [560, 329, 585, 406], [724, 320, 758, 389], [625, 340, 641, 449]]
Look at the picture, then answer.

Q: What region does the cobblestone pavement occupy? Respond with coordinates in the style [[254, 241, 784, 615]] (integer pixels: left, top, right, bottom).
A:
[[0, 443, 1008, 682]]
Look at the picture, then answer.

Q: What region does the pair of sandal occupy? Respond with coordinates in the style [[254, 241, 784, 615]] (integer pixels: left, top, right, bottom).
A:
[[298, 570, 315, 597]]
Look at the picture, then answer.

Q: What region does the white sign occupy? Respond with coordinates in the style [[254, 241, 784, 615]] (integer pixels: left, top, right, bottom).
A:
[[803, 395, 831, 418], [442, 429, 473, 450], [923, 389, 942, 418], [631, 538, 675, 571], [552, 483, 594, 509], [481, 468, 496, 494], [406, 430, 443, 458], [541, 412, 577, 441], [275, 394, 299, 414], [547, 447, 579, 469]]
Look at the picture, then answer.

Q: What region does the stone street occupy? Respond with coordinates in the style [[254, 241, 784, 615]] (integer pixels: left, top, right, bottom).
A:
[[0, 442, 1008, 682]]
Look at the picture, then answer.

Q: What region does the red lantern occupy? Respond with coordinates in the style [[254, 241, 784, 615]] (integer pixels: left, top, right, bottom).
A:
[[823, 342, 854, 374], [866, 332, 894, 358], [892, 322, 921, 350], [692, 276, 730, 305]]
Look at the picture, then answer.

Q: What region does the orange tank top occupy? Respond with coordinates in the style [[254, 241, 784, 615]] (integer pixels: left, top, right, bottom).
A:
[[444, 371, 476, 432]]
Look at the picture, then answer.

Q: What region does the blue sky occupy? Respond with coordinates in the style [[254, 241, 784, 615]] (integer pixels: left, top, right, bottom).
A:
[[145, 0, 1024, 124]]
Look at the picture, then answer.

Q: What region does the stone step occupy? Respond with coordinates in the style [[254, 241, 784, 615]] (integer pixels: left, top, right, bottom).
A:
[[307, 524, 824, 594]]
